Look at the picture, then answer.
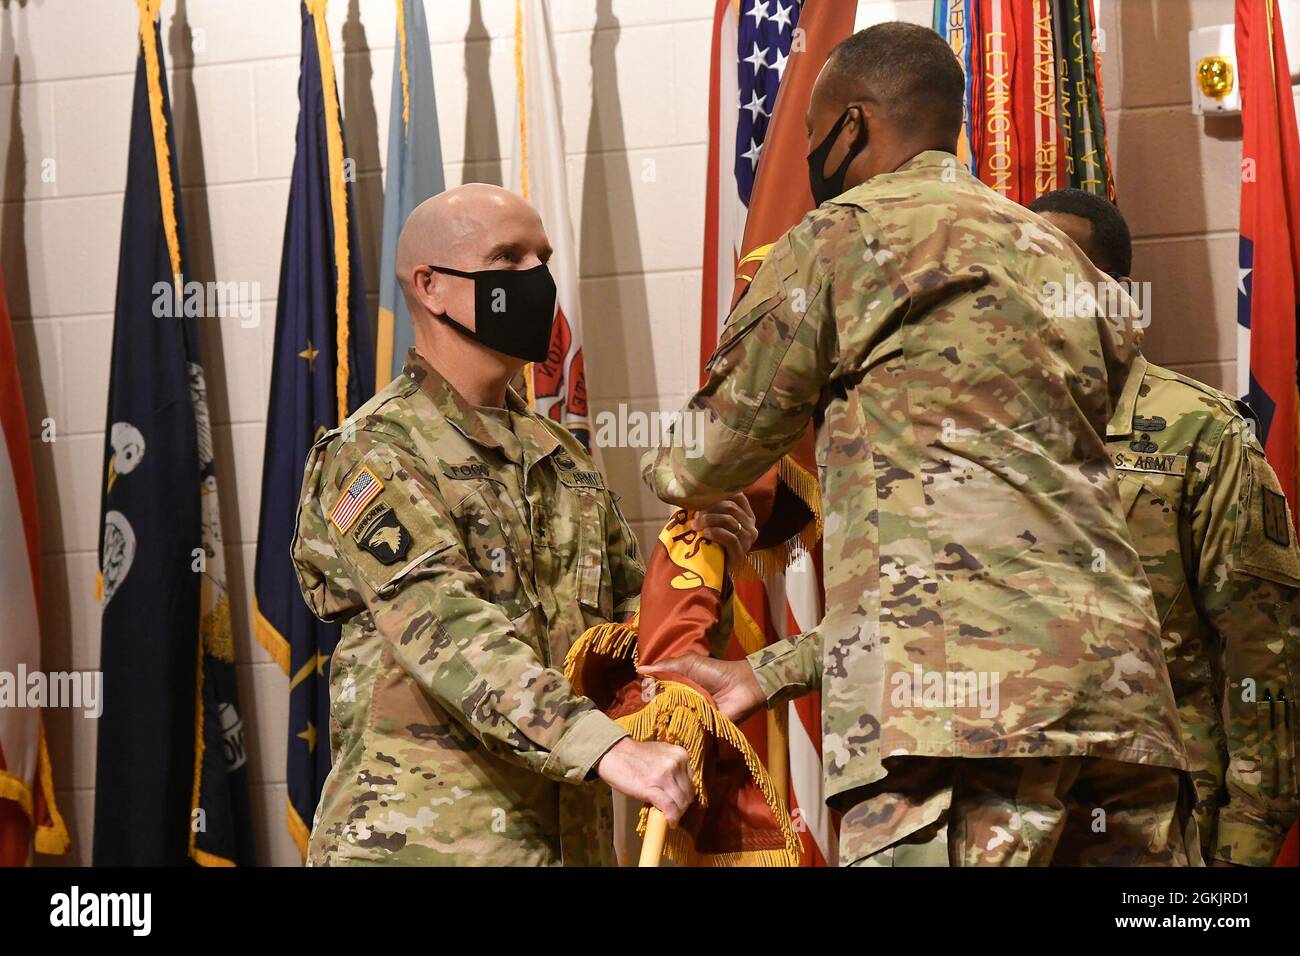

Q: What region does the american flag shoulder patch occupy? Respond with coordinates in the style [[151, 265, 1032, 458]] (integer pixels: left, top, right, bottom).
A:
[[329, 465, 384, 534]]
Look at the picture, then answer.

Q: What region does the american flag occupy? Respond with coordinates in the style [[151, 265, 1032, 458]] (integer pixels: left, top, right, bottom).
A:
[[701, 0, 855, 868], [328, 467, 382, 533], [735, 1, 802, 204]]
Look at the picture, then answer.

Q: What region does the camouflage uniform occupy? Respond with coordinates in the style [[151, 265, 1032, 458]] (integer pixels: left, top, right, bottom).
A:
[[643, 150, 1190, 864], [292, 349, 643, 865], [1106, 355, 1300, 864]]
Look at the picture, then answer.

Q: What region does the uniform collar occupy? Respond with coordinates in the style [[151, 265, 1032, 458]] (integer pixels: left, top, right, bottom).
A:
[[402, 348, 506, 451], [896, 149, 962, 175], [1107, 353, 1149, 437], [401, 348, 560, 465]]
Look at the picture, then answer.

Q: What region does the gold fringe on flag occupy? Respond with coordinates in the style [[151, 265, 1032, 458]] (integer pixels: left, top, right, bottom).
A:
[[136, 0, 180, 281], [396, 0, 410, 134], [305, 0, 353, 427], [564, 621, 802, 867], [619, 682, 801, 867], [137, 0, 234, 868], [739, 451, 824, 581]]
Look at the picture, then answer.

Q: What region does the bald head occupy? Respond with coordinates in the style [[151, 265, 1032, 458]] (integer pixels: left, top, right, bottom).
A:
[[395, 183, 551, 302]]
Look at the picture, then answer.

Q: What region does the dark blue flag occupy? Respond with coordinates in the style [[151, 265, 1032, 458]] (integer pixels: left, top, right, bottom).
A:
[[253, 0, 374, 859], [92, 3, 254, 866]]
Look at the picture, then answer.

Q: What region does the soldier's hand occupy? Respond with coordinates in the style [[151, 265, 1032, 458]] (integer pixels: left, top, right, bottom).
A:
[[639, 654, 766, 724], [693, 493, 758, 569], [595, 738, 694, 825]]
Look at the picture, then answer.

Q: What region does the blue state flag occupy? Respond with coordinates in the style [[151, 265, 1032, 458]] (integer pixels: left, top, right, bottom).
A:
[[253, 0, 374, 860], [93, 0, 253, 866]]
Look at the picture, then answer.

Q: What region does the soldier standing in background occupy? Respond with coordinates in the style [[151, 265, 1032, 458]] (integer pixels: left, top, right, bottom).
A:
[[1031, 188, 1300, 866], [291, 184, 757, 865], [641, 22, 1197, 866]]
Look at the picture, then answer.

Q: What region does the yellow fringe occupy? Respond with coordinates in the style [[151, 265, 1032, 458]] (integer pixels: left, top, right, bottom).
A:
[[306, 0, 353, 426], [34, 715, 69, 855], [563, 614, 639, 690], [740, 453, 825, 581], [653, 822, 803, 868], [396, 0, 410, 135], [618, 681, 801, 866], [513, 0, 529, 200], [564, 622, 800, 865], [186, 594, 235, 866], [252, 601, 292, 675], [780, 453, 823, 539], [136, 0, 181, 282], [288, 795, 311, 863], [0, 722, 70, 856], [731, 598, 767, 656], [0, 771, 33, 819], [512, 0, 538, 411]]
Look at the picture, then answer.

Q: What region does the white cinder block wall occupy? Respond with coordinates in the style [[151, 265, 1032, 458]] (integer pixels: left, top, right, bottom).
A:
[[0, 0, 1243, 865]]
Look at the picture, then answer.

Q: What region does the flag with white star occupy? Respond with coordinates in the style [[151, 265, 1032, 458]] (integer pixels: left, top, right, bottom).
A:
[[702, 0, 857, 869], [253, 0, 374, 861], [736, 0, 801, 204]]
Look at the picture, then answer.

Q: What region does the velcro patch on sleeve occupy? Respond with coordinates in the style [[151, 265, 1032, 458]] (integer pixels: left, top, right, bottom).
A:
[[1238, 451, 1300, 586], [329, 465, 384, 533], [1262, 487, 1291, 547]]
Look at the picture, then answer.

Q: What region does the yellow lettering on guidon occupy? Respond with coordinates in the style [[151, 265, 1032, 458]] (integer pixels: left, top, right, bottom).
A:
[[659, 510, 726, 592], [1109, 449, 1188, 477]]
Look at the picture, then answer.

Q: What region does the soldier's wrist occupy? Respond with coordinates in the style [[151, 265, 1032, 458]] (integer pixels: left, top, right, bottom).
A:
[[544, 709, 630, 783]]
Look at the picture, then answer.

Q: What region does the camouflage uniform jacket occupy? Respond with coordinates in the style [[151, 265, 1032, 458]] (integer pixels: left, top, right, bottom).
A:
[[1107, 355, 1300, 864], [293, 349, 643, 865], [643, 151, 1187, 803]]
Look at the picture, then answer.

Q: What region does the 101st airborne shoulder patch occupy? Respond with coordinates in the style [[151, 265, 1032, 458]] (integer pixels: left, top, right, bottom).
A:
[[329, 465, 384, 533], [352, 502, 411, 566]]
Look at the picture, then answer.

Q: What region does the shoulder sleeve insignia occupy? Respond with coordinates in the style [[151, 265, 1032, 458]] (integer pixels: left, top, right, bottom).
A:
[[1262, 487, 1291, 547], [1237, 451, 1300, 586], [329, 465, 384, 533], [355, 504, 411, 566]]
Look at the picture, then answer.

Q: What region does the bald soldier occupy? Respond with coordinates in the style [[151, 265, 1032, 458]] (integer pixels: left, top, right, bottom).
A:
[[291, 183, 757, 865], [641, 23, 1196, 866], [1030, 188, 1300, 866]]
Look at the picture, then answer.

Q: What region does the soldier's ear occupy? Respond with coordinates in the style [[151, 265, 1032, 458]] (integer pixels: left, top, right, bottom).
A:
[[410, 265, 446, 318]]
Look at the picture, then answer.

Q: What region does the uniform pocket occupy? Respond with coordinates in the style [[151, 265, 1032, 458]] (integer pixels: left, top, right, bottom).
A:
[[451, 486, 539, 619], [1255, 700, 1279, 798], [574, 492, 611, 617]]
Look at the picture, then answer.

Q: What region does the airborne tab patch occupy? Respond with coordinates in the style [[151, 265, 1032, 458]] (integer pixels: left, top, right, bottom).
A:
[[329, 465, 384, 533]]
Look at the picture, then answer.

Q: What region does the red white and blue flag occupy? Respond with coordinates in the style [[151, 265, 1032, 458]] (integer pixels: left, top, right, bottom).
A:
[[1235, 0, 1300, 869], [1236, 0, 1300, 528], [700, 0, 857, 869]]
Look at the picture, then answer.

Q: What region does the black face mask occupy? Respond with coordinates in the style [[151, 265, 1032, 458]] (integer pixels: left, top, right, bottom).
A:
[[807, 107, 868, 207], [427, 262, 557, 363]]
